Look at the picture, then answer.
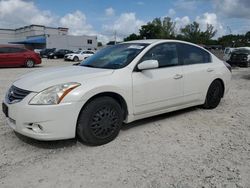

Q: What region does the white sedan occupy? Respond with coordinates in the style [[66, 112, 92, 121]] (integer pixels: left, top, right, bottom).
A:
[[64, 50, 95, 61], [2, 40, 231, 145]]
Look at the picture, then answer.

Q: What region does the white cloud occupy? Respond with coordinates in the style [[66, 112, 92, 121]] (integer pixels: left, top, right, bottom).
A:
[[167, 8, 176, 17], [105, 7, 115, 17], [103, 13, 145, 37], [213, 0, 250, 19], [174, 16, 190, 31], [195, 12, 225, 37], [59, 10, 95, 36], [0, 0, 54, 28], [174, 0, 197, 12], [136, 1, 144, 5], [59, 11, 113, 43]]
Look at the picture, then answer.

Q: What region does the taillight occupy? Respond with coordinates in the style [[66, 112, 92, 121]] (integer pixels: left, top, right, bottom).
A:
[[223, 61, 232, 72]]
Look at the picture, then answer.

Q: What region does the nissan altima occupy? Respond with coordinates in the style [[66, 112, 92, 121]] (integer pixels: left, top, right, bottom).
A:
[[2, 40, 231, 145]]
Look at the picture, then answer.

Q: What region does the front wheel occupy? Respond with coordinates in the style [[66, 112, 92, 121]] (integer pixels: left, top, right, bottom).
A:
[[77, 97, 123, 146], [203, 80, 223, 109], [25, 59, 35, 68], [73, 56, 79, 62]]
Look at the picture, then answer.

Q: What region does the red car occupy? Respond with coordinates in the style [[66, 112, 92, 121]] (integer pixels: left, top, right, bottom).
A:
[[0, 45, 41, 68]]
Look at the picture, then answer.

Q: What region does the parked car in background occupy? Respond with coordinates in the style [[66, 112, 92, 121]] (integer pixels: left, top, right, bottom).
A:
[[227, 47, 250, 67], [34, 49, 42, 54], [64, 50, 95, 61], [223, 47, 235, 61], [47, 49, 73, 59], [40, 48, 56, 58], [0, 45, 41, 68], [2, 40, 231, 145]]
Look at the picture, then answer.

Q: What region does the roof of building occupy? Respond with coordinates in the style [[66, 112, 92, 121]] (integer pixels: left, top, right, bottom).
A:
[[0, 24, 68, 31]]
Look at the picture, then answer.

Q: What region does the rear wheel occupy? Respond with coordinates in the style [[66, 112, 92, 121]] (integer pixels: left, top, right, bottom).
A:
[[203, 80, 223, 109], [77, 97, 123, 146], [25, 59, 35, 68]]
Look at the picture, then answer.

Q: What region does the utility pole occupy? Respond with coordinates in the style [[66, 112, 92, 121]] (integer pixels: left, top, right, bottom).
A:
[[114, 30, 117, 45], [227, 26, 232, 34]]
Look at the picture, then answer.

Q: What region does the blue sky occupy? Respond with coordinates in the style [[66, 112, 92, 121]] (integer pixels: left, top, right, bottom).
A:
[[0, 0, 249, 42]]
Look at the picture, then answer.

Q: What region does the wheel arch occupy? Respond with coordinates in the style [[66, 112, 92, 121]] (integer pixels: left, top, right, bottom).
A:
[[78, 92, 129, 121], [211, 78, 225, 98]]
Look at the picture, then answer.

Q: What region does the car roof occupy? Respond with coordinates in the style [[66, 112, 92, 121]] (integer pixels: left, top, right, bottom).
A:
[[123, 39, 205, 47], [122, 39, 212, 53], [123, 39, 163, 44]]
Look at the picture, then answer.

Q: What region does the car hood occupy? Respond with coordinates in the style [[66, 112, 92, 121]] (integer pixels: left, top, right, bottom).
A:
[[13, 66, 114, 92]]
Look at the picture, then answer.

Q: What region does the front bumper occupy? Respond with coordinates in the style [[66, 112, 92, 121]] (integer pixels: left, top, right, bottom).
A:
[[3, 93, 85, 141], [64, 56, 74, 61], [227, 60, 249, 67]]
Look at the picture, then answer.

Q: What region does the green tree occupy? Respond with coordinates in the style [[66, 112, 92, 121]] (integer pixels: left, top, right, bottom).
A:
[[138, 17, 176, 39], [97, 42, 103, 47], [180, 22, 217, 44], [162, 17, 176, 38], [124, 33, 141, 41]]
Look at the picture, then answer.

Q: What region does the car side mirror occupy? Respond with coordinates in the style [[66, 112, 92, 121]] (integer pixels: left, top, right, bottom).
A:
[[137, 60, 159, 71]]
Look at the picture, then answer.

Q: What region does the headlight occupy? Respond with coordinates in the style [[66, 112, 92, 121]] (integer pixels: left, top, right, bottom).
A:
[[29, 82, 80, 105]]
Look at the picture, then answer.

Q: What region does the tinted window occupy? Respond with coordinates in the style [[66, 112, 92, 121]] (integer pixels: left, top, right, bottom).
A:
[[8, 47, 26, 53], [0, 47, 10, 53], [141, 43, 179, 68], [178, 43, 211, 65]]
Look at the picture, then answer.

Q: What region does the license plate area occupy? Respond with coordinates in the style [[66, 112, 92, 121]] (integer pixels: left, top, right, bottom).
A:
[[2, 103, 8, 118]]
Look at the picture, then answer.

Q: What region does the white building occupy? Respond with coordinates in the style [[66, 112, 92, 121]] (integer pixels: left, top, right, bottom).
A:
[[0, 25, 97, 50]]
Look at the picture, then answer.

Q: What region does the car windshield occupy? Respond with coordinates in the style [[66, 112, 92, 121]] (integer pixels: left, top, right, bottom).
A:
[[74, 50, 82, 54], [80, 43, 148, 69], [234, 48, 250, 54]]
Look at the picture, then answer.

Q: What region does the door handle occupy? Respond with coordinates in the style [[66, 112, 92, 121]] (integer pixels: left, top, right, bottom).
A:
[[207, 68, 214, 72], [174, 74, 183, 79]]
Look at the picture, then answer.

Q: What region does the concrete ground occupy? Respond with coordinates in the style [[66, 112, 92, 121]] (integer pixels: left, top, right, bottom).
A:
[[0, 58, 250, 188]]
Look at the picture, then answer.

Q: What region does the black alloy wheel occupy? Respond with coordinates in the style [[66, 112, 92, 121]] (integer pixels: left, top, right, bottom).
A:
[[77, 97, 123, 145], [203, 80, 223, 109]]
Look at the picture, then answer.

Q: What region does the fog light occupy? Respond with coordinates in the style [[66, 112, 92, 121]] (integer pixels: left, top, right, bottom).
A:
[[26, 123, 43, 133], [32, 123, 43, 132]]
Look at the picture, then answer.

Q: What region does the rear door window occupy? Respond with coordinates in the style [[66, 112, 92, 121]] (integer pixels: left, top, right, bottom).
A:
[[177, 43, 211, 65]]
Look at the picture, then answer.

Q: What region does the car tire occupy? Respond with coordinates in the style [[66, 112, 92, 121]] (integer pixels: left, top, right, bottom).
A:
[[203, 80, 223, 109], [245, 61, 250, 68], [73, 56, 79, 62], [53, 55, 57, 59], [77, 97, 123, 146], [25, 59, 35, 68]]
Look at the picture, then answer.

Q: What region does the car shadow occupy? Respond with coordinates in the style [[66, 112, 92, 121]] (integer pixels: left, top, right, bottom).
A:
[[122, 106, 199, 130], [241, 74, 250, 80], [14, 132, 77, 149]]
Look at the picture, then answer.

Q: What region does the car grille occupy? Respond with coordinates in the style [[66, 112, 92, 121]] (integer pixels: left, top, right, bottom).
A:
[[6, 85, 31, 104]]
